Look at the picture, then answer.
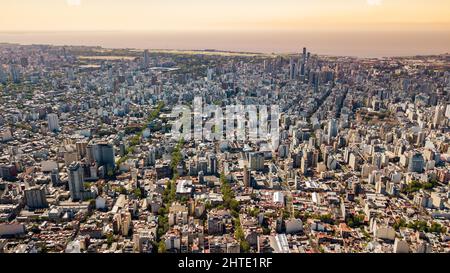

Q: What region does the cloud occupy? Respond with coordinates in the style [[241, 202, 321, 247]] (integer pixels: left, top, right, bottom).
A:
[[66, 0, 81, 6], [367, 0, 383, 6]]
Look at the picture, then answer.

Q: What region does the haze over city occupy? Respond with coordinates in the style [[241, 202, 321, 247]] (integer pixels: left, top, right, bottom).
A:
[[1, 0, 449, 57]]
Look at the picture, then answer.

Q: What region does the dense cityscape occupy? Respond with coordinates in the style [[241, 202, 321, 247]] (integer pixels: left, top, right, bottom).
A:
[[0, 43, 449, 254]]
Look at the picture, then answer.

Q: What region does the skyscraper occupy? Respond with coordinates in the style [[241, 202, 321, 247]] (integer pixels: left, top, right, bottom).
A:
[[68, 162, 84, 201], [300, 47, 307, 76], [314, 71, 320, 92], [289, 57, 297, 81], [47, 113, 60, 132], [143, 49, 150, 67]]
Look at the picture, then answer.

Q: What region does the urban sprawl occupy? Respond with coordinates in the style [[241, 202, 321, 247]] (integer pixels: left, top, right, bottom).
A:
[[0, 44, 449, 253]]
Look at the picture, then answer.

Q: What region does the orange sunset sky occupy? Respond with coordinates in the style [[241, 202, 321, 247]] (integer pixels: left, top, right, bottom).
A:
[[1, 0, 449, 32]]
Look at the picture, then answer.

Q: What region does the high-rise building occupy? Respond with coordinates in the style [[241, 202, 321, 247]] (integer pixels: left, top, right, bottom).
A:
[[327, 119, 338, 140], [66, 67, 75, 81], [0, 65, 7, 84], [208, 153, 217, 175], [75, 141, 88, 158], [10, 65, 21, 83], [51, 168, 60, 186], [300, 47, 307, 76], [289, 57, 297, 80], [148, 147, 156, 167], [87, 142, 115, 170], [372, 153, 383, 170], [314, 71, 320, 92], [243, 166, 251, 188], [207, 68, 214, 81], [24, 186, 48, 210], [207, 215, 225, 235], [143, 49, 150, 67], [0, 164, 18, 180], [408, 153, 424, 173], [68, 162, 84, 201], [249, 152, 264, 171], [433, 105, 445, 128], [445, 104, 450, 119], [349, 153, 359, 171], [47, 113, 60, 132], [198, 158, 208, 175], [300, 157, 308, 175], [198, 170, 205, 184]]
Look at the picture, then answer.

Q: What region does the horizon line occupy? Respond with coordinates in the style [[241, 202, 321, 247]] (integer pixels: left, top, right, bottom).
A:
[[1, 41, 449, 60]]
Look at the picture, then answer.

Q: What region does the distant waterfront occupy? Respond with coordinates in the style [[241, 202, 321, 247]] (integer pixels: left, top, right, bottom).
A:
[[1, 30, 449, 58]]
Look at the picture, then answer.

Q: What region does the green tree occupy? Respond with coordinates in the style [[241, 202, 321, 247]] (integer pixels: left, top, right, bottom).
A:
[[106, 233, 115, 246], [134, 188, 142, 199], [393, 218, 407, 231], [158, 241, 167, 253], [240, 241, 251, 253]]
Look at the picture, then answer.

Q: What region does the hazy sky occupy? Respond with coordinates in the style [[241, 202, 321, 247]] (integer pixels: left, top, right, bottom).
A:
[[1, 0, 449, 32]]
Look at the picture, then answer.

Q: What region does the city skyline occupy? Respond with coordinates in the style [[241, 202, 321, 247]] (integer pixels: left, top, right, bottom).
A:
[[1, 1, 450, 57], [1, 42, 449, 255]]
